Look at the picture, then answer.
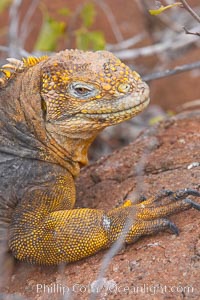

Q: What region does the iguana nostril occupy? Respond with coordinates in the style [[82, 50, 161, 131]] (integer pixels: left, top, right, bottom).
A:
[[118, 83, 131, 93]]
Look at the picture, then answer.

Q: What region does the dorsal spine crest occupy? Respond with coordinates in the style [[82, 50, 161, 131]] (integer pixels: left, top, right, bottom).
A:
[[0, 55, 48, 88], [22, 56, 48, 68]]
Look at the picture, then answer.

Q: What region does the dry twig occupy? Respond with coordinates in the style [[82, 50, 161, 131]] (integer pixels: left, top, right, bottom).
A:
[[112, 25, 200, 60], [180, 0, 200, 23], [143, 60, 200, 82]]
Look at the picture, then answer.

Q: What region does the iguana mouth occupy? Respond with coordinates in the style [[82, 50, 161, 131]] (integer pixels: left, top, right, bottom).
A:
[[53, 96, 150, 123], [77, 97, 150, 122]]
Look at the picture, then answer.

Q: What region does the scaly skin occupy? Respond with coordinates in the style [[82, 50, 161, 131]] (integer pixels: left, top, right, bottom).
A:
[[0, 49, 199, 265]]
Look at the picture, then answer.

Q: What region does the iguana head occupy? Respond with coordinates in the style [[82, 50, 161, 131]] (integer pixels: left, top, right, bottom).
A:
[[0, 50, 150, 173], [40, 50, 150, 135]]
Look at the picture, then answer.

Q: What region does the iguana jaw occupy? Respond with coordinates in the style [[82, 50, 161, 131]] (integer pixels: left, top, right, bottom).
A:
[[76, 91, 150, 125]]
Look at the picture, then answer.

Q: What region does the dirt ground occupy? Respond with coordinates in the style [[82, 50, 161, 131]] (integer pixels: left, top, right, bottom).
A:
[[1, 110, 199, 300]]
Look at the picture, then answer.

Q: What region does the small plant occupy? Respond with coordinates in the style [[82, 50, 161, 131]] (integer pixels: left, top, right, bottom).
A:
[[0, 0, 11, 13], [34, 16, 66, 52], [75, 2, 106, 50], [35, 2, 106, 52]]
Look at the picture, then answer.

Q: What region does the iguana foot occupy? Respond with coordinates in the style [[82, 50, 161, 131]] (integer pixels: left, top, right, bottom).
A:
[[119, 188, 200, 244], [136, 188, 200, 215]]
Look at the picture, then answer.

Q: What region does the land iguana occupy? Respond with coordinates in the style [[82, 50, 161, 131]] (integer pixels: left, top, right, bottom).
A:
[[0, 49, 199, 268]]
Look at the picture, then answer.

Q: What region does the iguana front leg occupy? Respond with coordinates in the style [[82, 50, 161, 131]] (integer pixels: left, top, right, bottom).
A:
[[9, 166, 200, 265], [9, 170, 110, 264]]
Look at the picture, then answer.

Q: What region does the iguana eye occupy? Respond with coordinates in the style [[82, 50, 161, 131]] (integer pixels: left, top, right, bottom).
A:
[[68, 82, 99, 99], [75, 87, 90, 94]]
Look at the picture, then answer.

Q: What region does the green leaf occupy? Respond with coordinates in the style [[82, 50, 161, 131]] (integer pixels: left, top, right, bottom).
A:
[[75, 28, 89, 51], [58, 7, 71, 16], [75, 28, 105, 51], [87, 31, 106, 50], [149, 115, 164, 125], [0, 0, 11, 13], [149, 2, 182, 15], [80, 2, 96, 28], [34, 17, 66, 52]]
